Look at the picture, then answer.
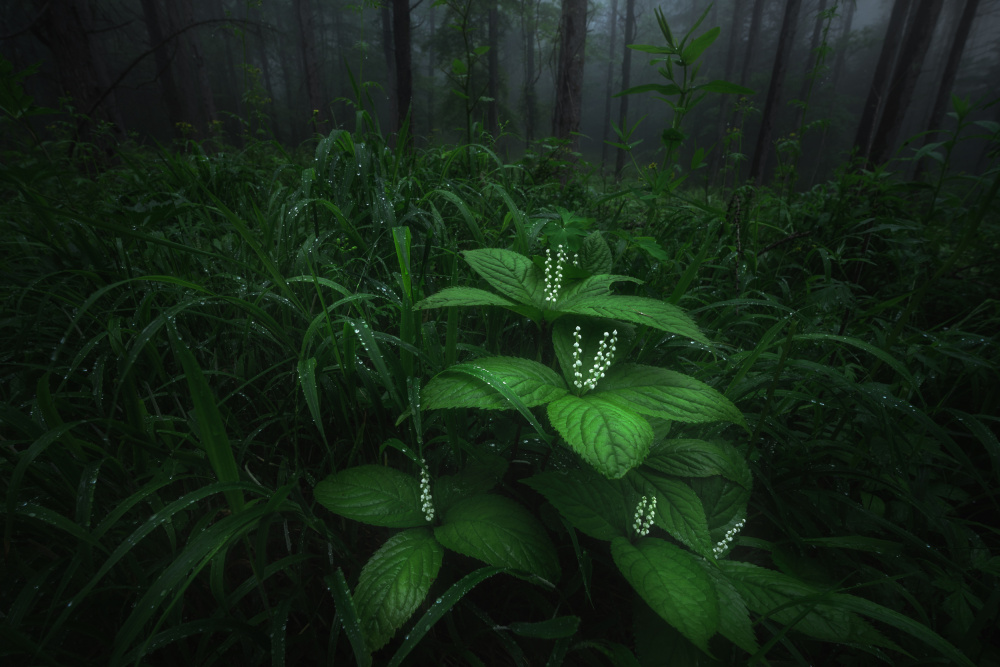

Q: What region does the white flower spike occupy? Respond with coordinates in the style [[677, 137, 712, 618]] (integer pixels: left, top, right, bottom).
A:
[[633, 495, 656, 537], [419, 459, 434, 522]]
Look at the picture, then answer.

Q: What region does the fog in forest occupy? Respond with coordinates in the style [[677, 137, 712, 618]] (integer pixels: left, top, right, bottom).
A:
[[3, 0, 999, 185]]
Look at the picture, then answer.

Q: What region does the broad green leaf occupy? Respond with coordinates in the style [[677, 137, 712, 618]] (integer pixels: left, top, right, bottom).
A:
[[699, 562, 759, 654], [434, 495, 560, 583], [423, 360, 552, 441], [315, 466, 426, 528], [547, 395, 653, 479], [690, 476, 750, 533], [523, 468, 630, 541], [680, 27, 720, 63], [560, 295, 710, 345], [611, 537, 718, 654], [451, 58, 467, 75], [579, 231, 613, 275], [554, 274, 642, 311], [354, 529, 444, 651], [422, 357, 567, 410], [644, 439, 753, 489], [509, 616, 580, 639], [414, 286, 517, 310], [615, 82, 683, 98], [600, 364, 748, 430], [461, 248, 542, 306], [720, 561, 896, 650], [631, 471, 712, 557]]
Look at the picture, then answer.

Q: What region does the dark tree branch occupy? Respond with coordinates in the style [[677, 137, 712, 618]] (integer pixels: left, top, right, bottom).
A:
[[0, 1, 52, 40], [83, 17, 253, 120]]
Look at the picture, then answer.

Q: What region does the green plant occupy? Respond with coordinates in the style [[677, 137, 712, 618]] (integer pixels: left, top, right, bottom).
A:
[[614, 5, 753, 196]]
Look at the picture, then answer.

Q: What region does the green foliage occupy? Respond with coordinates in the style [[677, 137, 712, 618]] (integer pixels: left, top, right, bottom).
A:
[[615, 6, 753, 196], [1, 59, 997, 667]]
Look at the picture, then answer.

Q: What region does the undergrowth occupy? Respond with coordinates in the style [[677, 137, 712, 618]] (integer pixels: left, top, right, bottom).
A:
[[2, 66, 999, 666]]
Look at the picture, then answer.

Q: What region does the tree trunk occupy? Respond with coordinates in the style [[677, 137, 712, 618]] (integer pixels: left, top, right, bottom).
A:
[[614, 0, 636, 177], [381, 4, 397, 131], [740, 0, 766, 88], [711, 0, 747, 180], [393, 0, 413, 144], [829, 0, 855, 94], [796, 0, 827, 125], [869, 0, 945, 166], [922, 0, 979, 146], [552, 0, 587, 151], [188, 1, 216, 131], [748, 0, 802, 186], [255, 20, 280, 142], [295, 0, 324, 127], [209, 0, 242, 128], [600, 0, 619, 169], [139, 0, 183, 135], [852, 0, 912, 162], [32, 0, 125, 142], [522, 0, 539, 145], [428, 3, 437, 129], [488, 0, 499, 138]]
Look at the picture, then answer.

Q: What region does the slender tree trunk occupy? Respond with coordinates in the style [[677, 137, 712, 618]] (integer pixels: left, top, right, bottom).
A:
[[869, 0, 945, 166], [273, 3, 299, 141], [740, 0, 767, 88], [380, 4, 397, 131], [32, 0, 125, 142], [748, 0, 802, 186], [552, 0, 587, 151], [920, 0, 979, 155], [522, 0, 539, 145], [852, 0, 912, 162], [488, 0, 499, 138], [428, 3, 436, 129], [829, 0, 855, 94], [614, 0, 636, 177], [711, 0, 747, 180], [178, 0, 216, 132], [796, 0, 827, 125], [256, 24, 281, 142], [600, 0, 619, 169], [393, 0, 413, 144], [139, 0, 183, 135], [295, 0, 325, 127]]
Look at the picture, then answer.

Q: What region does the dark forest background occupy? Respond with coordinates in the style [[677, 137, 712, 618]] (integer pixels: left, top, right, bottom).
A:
[[3, 0, 998, 182]]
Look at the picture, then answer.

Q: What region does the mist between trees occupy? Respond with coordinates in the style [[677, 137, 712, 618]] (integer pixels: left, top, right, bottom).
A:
[[3, 0, 998, 184]]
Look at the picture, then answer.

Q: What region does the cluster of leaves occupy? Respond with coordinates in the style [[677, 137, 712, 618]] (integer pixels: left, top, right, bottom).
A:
[[2, 53, 999, 667]]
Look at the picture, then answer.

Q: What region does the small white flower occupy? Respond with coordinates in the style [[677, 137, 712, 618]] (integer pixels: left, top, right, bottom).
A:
[[574, 329, 618, 390], [544, 245, 570, 303], [713, 518, 746, 557], [419, 459, 434, 522]]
